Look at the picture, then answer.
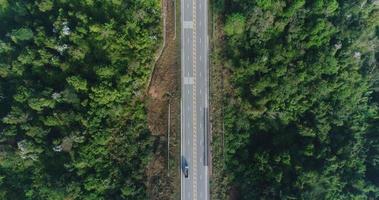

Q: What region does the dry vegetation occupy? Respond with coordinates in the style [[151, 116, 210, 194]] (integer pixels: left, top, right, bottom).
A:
[[145, 0, 181, 199], [209, 3, 233, 199]]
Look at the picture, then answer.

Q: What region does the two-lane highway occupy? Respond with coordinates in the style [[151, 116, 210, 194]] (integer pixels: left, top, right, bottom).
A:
[[180, 0, 209, 199]]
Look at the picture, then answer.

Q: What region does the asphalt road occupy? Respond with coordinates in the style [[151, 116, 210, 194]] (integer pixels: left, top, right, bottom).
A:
[[180, 0, 209, 199]]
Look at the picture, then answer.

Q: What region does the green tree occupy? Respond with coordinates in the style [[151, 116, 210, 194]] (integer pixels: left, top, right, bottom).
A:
[[0, 0, 161, 199], [215, 0, 379, 199]]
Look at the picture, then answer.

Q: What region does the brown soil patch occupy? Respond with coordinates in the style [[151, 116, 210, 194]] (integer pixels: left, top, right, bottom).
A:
[[146, 155, 165, 178], [147, 0, 178, 136], [145, 0, 180, 199]]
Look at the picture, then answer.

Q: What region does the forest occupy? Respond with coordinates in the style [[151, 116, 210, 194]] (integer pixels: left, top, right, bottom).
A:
[[0, 0, 161, 199], [214, 0, 379, 199]]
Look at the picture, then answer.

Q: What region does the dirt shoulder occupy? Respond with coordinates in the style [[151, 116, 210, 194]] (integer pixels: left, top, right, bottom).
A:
[[145, 0, 181, 199], [209, 2, 233, 200]]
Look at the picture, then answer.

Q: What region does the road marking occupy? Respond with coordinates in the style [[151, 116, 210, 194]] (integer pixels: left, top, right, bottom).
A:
[[182, 0, 210, 199], [184, 76, 194, 85], [183, 21, 193, 29], [192, 0, 198, 198]]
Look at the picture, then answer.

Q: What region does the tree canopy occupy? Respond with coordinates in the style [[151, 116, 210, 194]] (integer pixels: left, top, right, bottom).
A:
[[0, 0, 161, 199], [215, 0, 379, 199]]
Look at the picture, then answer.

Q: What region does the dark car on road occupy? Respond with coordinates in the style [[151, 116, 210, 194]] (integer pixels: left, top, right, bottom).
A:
[[184, 164, 189, 178]]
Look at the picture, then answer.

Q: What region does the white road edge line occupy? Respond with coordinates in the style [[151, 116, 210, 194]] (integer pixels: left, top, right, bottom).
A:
[[205, 0, 209, 199], [180, 0, 184, 199]]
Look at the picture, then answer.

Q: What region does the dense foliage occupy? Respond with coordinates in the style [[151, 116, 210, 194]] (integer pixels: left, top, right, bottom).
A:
[[0, 0, 160, 199], [216, 0, 379, 199]]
